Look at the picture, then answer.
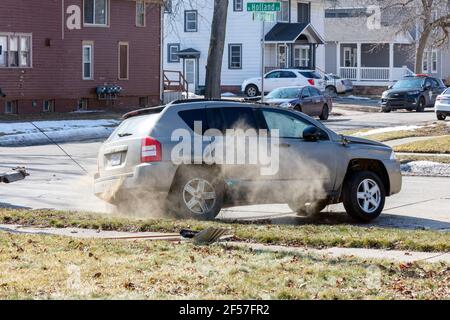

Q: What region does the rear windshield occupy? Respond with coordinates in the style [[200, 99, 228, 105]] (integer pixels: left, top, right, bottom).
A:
[[444, 87, 450, 95], [298, 71, 322, 79], [107, 114, 160, 141]]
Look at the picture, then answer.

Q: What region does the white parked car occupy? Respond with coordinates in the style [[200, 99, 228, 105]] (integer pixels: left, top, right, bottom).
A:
[[242, 69, 325, 97], [323, 74, 353, 96], [435, 87, 450, 120]]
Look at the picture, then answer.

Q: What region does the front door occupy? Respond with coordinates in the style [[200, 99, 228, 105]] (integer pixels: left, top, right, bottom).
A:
[[184, 58, 197, 93], [259, 108, 338, 196], [277, 44, 289, 68], [294, 45, 310, 68]]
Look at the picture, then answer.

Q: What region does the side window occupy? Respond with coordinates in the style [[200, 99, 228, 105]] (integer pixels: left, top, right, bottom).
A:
[[206, 108, 226, 133], [178, 109, 207, 134], [221, 107, 258, 130], [430, 78, 440, 88], [265, 71, 281, 79], [262, 110, 310, 139], [301, 88, 311, 98], [280, 71, 297, 78], [310, 87, 320, 96], [425, 79, 433, 89]]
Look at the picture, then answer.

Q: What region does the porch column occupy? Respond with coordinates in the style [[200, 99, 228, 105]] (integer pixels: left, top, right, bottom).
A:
[[357, 43, 362, 81], [389, 43, 394, 82], [336, 42, 340, 77]]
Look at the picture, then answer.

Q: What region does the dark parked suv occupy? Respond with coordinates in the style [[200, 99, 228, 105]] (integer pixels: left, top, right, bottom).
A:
[[380, 75, 446, 112], [95, 100, 402, 223]]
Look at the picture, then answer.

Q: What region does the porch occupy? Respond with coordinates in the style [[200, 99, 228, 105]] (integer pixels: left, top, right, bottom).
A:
[[337, 42, 414, 86], [264, 23, 325, 72]]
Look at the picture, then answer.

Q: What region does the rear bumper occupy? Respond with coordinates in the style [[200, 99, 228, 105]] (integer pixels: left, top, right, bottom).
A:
[[383, 159, 402, 196], [435, 103, 450, 114], [94, 162, 178, 203]]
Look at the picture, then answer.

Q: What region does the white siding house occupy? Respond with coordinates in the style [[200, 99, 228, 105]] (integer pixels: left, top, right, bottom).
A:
[[163, 0, 326, 93]]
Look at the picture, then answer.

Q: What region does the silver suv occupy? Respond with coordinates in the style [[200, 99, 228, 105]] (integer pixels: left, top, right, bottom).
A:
[[94, 100, 402, 223]]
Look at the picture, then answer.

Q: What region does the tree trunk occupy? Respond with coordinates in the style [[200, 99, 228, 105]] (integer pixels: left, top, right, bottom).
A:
[[204, 0, 229, 99], [415, 28, 431, 73]]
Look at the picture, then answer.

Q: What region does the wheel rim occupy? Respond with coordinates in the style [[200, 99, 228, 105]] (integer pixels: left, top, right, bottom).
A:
[[356, 179, 381, 214], [182, 178, 216, 215], [247, 86, 257, 97]]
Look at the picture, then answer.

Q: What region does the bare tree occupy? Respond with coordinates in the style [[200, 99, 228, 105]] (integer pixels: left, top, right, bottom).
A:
[[369, 0, 450, 72], [205, 0, 229, 99]]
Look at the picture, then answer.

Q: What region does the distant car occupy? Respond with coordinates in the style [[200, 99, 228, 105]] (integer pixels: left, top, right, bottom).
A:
[[242, 69, 325, 97], [264, 86, 332, 120], [323, 74, 353, 95], [380, 75, 447, 112], [435, 87, 450, 120]]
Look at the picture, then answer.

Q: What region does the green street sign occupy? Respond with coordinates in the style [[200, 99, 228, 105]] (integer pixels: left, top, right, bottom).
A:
[[247, 2, 281, 12], [253, 12, 276, 22]]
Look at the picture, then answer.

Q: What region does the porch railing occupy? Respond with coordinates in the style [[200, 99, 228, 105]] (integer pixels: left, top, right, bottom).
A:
[[163, 70, 189, 98], [360, 67, 390, 81], [340, 67, 358, 80], [339, 66, 413, 82]]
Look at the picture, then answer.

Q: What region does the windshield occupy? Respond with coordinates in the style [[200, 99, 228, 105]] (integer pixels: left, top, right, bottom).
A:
[[267, 87, 302, 99], [392, 78, 424, 89]]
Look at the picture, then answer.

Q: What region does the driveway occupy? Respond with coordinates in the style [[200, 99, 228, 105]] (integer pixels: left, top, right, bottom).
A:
[[1, 139, 449, 231]]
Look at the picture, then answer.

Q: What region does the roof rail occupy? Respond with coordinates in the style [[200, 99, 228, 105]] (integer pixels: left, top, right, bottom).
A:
[[123, 106, 166, 119], [170, 98, 245, 105]]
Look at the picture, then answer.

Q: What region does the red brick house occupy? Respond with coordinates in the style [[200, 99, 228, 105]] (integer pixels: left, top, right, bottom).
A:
[[0, 0, 162, 114]]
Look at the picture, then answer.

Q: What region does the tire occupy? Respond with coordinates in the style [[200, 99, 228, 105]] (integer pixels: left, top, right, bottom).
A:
[[245, 84, 259, 98], [416, 97, 426, 112], [342, 171, 386, 223], [437, 113, 447, 121], [325, 86, 337, 97], [295, 105, 303, 113], [288, 200, 328, 217], [168, 167, 224, 220], [319, 104, 329, 121], [381, 106, 391, 113]]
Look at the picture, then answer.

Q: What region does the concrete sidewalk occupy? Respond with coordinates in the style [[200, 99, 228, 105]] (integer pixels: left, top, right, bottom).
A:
[[1, 224, 448, 264]]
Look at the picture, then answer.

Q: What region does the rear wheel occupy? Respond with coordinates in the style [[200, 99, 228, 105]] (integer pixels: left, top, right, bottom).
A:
[[325, 86, 337, 97], [319, 104, 329, 121], [168, 167, 224, 220], [245, 84, 259, 98], [437, 113, 447, 121], [342, 171, 386, 223], [416, 97, 426, 112]]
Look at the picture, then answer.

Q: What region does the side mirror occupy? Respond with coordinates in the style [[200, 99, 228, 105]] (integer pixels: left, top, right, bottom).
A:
[[303, 126, 323, 142]]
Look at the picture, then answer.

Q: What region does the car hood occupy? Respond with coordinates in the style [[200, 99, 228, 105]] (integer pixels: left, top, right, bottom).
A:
[[343, 135, 390, 148], [384, 88, 422, 95]]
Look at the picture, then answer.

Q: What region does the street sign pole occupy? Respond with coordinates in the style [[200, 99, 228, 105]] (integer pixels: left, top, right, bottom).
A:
[[261, 20, 265, 103], [248, 3, 280, 102]]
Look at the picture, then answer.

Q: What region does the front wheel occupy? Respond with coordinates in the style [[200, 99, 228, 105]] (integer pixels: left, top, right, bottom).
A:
[[416, 97, 426, 112], [381, 106, 391, 113], [245, 84, 259, 98], [437, 113, 447, 121], [342, 171, 386, 223]]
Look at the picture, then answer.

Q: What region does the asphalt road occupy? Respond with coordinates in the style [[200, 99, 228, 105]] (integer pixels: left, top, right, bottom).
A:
[[0, 109, 448, 231]]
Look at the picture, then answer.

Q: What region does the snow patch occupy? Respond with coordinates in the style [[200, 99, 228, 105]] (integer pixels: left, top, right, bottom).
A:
[[354, 125, 422, 137], [401, 161, 450, 177], [0, 119, 120, 147], [346, 95, 371, 100]]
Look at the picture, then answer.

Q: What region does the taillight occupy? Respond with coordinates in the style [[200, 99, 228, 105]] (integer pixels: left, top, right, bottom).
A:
[[308, 79, 315, 86], [141, 137, 162, 163], [436, 95, 442, 101]]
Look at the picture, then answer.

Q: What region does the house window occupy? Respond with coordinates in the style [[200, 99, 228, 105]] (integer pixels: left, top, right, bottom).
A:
[[431, 50, 438, 73], [82, 42, 93, 80], [139, 97, 148, 108], [0, 34, 32, 68], [343, 47, 357, 67], [136, 1, 146, 27], [43, 100, 55, 113], [184, 10, 198, 32], [234, 0, 243, 12], [167, 44, 180, 63], [84, 0, 108, 26], [297, 2, 311, 24], [119, 42, 129, 80], [4, 101, 17, 114], [78, 99, 88, 111], [277, 0, 290, 22], [423, 51, 429, 73], [229, 44, 242, 69]]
